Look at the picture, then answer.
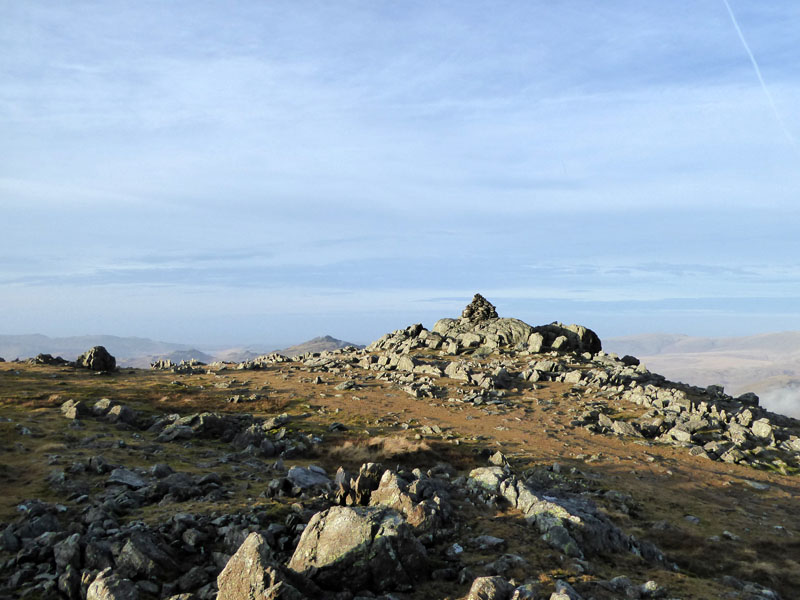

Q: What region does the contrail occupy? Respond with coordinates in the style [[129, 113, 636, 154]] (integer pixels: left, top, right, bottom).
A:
[[721, 0, 798, 150]]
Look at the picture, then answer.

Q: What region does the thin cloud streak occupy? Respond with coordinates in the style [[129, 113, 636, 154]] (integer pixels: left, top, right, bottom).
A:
[[721, 0, 798, 152]]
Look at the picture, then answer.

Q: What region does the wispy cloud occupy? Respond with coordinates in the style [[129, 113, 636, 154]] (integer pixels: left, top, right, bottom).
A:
[[2, 2, 800, 343]]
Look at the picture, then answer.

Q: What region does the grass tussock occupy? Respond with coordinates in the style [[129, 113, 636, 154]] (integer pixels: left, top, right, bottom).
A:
[[327, 435, 433, 466]]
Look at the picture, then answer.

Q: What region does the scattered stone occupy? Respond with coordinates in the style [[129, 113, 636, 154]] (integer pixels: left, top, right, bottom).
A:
[[471, 535, 506, 551], [745, 480, 770, 491]]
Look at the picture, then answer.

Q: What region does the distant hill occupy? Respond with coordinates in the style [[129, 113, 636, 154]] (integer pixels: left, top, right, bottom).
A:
[[211, 347, 264, 363], [276, 335, 364, 357], [0, 334, 195, 366], [605, 331, 800, 417], [0, 333, 364, 368]]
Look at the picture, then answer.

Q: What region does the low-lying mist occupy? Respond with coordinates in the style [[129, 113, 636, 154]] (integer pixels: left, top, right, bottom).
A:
[[760, 384, 800, 419]]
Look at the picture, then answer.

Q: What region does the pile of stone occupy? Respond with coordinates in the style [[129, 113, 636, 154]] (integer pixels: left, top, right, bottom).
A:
[[462, 293, 499, 322]]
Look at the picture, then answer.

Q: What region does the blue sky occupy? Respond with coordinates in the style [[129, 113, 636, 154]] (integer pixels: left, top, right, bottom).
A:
[[2, 1, 800, 347]]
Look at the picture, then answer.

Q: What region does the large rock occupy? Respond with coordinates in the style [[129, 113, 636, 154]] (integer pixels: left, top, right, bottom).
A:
[[86, 569, 138, 600], [288, 505, 427, 592], [433, 317, 535, 349], [60, 399, 89, 420], [287, 466, 330, 490], [467, 575, 514, 600], [218, 532, 320, 600], [54, 532, 82, 569], [76, 346, 116, 371], [533, 323, 602, 354], [115, 530, 176, 579], [369, 469, 450, 534], [107, 468, 147, 489]]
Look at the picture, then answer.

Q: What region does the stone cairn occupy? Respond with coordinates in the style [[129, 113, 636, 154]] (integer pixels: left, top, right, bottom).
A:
[[461, 293, 498, 322]]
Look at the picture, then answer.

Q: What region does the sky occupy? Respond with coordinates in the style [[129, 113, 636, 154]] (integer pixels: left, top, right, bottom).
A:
[[2, 1, 800, 348]]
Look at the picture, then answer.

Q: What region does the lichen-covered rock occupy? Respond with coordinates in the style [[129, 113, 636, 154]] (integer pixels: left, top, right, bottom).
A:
[[288, 505, 427, 592], [218, 532, 319, 600], [60, 399, 89, 420], [86, 569, 139, 600], [76, 346, 116, 371], [369, 469, 450, 534], [467, 575, 514, 600]]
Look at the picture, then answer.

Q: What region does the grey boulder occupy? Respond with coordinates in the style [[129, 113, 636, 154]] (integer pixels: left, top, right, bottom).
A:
[[218, 532, 319, 600], [86, 569, 139, 600], [288, 505, 427, 592], [467, 575, 514, 600], [286, 465, 330, 489], [76, 346, 116, 371]]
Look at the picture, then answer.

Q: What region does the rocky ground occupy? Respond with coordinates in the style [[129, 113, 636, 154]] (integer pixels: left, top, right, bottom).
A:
[[1, 295, 799, 600]]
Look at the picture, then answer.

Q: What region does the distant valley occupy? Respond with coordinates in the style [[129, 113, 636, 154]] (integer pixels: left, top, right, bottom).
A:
[[0, 334, 363, 369], [606, 331, 800, 418]]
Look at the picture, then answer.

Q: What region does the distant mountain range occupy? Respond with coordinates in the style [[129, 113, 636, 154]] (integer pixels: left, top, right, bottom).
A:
[[605, 331, 800, 418], [0, 333, 362, 368], [0, 334, 197, 365], [5, 330, 794, 416]]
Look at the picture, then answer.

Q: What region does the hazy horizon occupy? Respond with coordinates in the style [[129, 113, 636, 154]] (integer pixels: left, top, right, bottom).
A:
[[3, 2, 800, 345], [5, 322, 800, 356]]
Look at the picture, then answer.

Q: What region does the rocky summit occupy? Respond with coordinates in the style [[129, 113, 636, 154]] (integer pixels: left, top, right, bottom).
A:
[[1, 296, 799, 600]]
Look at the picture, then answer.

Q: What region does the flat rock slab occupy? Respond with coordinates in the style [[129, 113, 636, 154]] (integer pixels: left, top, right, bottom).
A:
[[287, 466, 330, 489], [107, 468, 146, 489]]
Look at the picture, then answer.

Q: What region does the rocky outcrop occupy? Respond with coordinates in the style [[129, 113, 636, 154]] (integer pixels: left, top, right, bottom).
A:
[[30, 353, 69, 366], [288, 506, 427, 592], [76, 346, 116, 371], [369, 295, 601, 356], [150, 358, 206, 374], [369, 469, 452, 536], [468, 467, 663, 563]]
